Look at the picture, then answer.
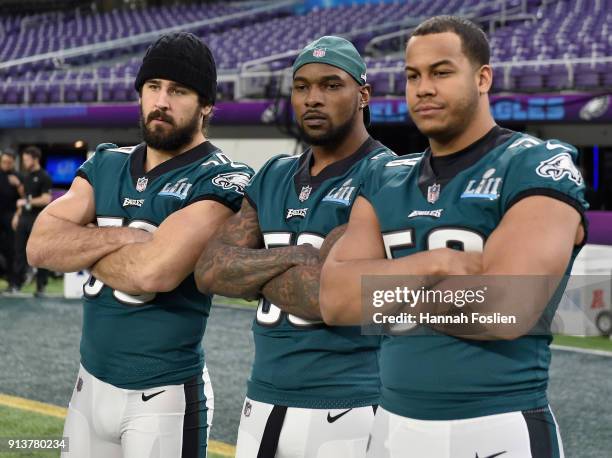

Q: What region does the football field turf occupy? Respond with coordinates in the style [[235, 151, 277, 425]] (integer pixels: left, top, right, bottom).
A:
[[1, 296, 611, 457]]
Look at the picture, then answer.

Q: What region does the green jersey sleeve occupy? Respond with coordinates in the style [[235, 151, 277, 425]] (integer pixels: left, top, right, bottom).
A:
[[244, 154, 292, 210], [501, 138, 588, 216], [359, 153, 421, 202], [191, 161, 254, 212], [76, 142, 119, 186]]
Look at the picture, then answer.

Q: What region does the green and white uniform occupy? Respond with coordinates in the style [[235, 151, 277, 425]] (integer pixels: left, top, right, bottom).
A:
[[62, 141, 253, 458], [235, 138, 395, 458], [362, 127, 587, 458]]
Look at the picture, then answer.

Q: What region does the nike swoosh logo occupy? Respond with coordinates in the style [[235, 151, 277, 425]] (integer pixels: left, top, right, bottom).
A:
[[545, 141, 572, 152], [475, 452, 507, 458], [141, 390, 165, 402], [327, 408, 352, 423]]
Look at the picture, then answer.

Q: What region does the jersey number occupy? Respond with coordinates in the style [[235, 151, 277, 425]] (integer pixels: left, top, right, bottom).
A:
[[382, 227, 485, 259], [382, 228, 485, 332], [83, 217, 158, 305], [256, 232, 324, 328]]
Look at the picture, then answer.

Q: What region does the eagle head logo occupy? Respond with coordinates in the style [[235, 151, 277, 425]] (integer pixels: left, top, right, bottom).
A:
[[536, 153, 583, 185], [212, 172, 251, 194]]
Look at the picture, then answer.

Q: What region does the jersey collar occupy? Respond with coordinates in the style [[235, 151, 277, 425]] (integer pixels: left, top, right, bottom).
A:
[[417, 126, 516, 196], [130, 140, 219, 184], [294, 137, 383, 194]]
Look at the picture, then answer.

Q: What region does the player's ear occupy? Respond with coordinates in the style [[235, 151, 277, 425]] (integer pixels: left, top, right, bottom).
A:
[[477, 65, 493, 95], [360, 84, 372, 108], [201, 105, 213, 118]]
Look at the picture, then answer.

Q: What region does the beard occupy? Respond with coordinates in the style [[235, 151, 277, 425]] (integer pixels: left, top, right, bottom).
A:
[[140, 108, 200, 153], [297, 108, 358, 148], [415, 88, 480, 144]]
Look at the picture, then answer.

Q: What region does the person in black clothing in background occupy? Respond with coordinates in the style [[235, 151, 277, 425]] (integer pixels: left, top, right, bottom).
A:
[[0, 150, 23, 291], [12, 146, 52, 296]]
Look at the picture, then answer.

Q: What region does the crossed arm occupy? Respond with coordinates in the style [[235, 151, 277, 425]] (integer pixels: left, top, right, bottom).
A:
[[260, 224, 346, 320], [27, 177, 149, 272], [194, 199, 338, 320], [416, 195, 584, 339], [27, 175, 235, 297], [320, 195, 584, 339], [319, 196, 480, 325], [90, 199, 234, 294]]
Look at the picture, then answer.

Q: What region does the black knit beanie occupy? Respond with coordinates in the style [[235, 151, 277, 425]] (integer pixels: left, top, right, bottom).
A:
[[135, 32, 217, 105]]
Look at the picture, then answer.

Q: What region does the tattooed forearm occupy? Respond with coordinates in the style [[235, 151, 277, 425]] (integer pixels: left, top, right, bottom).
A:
[[200, 240, 317, 300], [194, 199, 318, 299], [262, 265, 322, 320], [259, 224, 348, 320]]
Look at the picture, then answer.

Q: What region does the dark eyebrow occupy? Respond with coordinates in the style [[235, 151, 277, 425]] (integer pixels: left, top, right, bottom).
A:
[[293, 74, 344, 84], [168, 82, 190, 91], [145, 79, 190, 91], [405, 59, 456, 72], [320, 75, 344, 82]]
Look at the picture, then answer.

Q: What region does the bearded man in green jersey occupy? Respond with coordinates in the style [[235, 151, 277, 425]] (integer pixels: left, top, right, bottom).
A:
[[28, 32, 253, 458]]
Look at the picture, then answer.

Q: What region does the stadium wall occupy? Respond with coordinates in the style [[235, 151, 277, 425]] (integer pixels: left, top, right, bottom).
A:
[[0, 126, 298, 172]]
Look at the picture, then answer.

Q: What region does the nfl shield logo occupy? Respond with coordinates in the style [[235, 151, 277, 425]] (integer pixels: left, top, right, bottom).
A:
[[427, 183, 440, 204], [313, 48, 326, 58], [244, 401, 252, 417], [299, 185, 312, 202], [136, 177, 148, 192]]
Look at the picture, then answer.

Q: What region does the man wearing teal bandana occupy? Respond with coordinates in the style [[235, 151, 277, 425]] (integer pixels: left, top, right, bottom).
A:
[[195, 36, 396, 458]]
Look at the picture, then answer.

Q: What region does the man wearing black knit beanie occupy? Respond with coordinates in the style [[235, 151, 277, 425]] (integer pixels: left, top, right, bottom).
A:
[[28, 32, 254, 458], [134, 32, 218, 152]]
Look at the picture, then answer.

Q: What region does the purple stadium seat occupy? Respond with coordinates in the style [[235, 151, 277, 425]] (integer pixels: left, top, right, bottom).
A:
[[32, 85, 48, 104], [393, 72, 406, 96], [64, 84, 79, 103], [101, 83, 112, 102], [574, 64, 601, 89], [602, 63, 612, 87], [508, 67, 525, 91], [217, 82, 234, 101], [48, 85, 61, 104], [517, 66, 547, 91], [492, 68, 506, 92], [546, 67, 571, 90], [4, 87, 24, 104], [111, 83, 130, 102], [80, 83, 97, 103], [369, 72, 393, 96]]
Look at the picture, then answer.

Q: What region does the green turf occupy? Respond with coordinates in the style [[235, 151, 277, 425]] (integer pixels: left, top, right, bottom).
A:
[[553, 334, 612, 352], [0, 405, 63, 458], [0, 405, 229, 458], [0, 277, 63, 295]]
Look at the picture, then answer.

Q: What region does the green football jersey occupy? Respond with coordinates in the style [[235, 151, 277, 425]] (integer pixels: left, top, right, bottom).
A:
[[362, 127, 588, 420], [245, 137, 395, 408], [77, 141, 253, 390]]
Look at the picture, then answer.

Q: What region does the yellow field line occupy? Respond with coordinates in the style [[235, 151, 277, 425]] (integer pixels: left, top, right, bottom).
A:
[[0, 393, 235, 456], [0, 393, 67, 419]]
